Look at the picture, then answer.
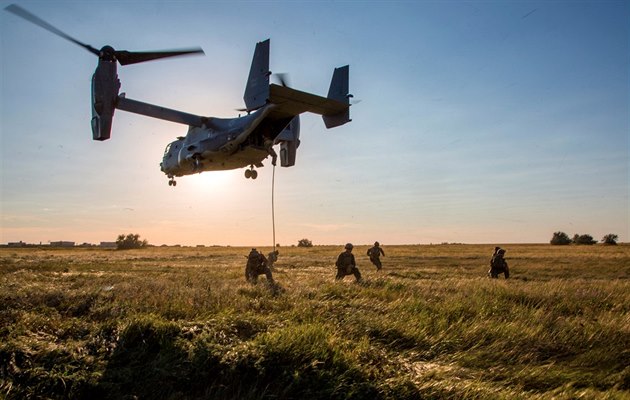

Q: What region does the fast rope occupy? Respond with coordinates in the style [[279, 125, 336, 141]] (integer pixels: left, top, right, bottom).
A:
[[271, 163, 276, 253]]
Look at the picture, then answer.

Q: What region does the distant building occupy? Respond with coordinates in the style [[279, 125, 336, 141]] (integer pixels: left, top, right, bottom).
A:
[[100, 242, 117, 248], [50, 241, 75, 247], [7, 241, 27, 247]]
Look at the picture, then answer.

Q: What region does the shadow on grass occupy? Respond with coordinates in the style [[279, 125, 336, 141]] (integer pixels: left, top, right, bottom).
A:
[[83, 317, 412, 400]]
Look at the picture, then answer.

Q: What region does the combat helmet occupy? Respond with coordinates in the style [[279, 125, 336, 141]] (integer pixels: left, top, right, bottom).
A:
[[345, 243, 353, 250]]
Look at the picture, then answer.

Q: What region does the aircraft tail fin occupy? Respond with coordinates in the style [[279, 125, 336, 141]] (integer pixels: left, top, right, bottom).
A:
[[243, 39, 270, 112], [322, 65, 351, 129]]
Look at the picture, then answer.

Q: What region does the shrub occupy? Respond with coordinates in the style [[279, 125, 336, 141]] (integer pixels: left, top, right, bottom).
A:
[[550, 231, 571, 245], [572, 234, 596, 245], [297, 238, 313, 248], [116, 233, 148, 250], [601, 234, 618, 245]]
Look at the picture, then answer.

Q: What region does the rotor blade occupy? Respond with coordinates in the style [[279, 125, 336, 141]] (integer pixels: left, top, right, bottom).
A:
[[274, 73, 291, 87], [4, 4, 100, 56], [115, 48, 205, 66]]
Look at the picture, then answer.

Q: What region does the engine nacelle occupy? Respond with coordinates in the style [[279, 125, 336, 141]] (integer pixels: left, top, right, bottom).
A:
[[91, 60, 120, 141]]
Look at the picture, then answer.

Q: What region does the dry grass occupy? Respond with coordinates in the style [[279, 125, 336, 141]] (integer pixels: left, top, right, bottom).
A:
[[1, 244, 629, 399]]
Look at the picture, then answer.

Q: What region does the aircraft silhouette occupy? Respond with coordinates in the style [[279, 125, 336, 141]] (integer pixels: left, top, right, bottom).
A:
[[6, 4, 352, 186]]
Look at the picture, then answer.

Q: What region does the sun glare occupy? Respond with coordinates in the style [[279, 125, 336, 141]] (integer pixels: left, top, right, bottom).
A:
[[185, 170, 239, 193]]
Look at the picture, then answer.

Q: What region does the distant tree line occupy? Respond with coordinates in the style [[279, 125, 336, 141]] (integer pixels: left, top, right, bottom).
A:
[[112, 233, 618, 249], [550, 232, 618, 245]]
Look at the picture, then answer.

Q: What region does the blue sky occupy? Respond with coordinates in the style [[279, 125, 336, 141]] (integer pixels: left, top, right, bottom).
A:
[[1, 1, 628, 246]]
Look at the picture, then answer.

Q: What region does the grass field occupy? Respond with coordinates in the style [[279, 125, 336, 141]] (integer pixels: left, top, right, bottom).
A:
[[0, 244, 629, 399]]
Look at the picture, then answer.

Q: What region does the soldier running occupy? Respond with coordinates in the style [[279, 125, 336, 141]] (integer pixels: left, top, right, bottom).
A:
[[335, 243, 362, 282], [367, 241, 385, 270]]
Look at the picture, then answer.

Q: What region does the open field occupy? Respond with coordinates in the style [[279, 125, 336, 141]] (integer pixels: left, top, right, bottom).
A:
[[1, 244, 629, 399]]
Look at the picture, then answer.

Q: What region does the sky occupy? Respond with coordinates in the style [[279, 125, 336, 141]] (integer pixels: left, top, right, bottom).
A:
[[1, 0, 628, 247]]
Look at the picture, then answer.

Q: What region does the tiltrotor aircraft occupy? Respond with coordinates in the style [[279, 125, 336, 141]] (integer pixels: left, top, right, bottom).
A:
[[6, 4, 352, 186]]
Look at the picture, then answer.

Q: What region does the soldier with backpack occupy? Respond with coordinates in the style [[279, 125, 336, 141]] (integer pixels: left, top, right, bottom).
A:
[[245, 248, 274, 284], [367, 241, 385, 270], [335, 243, 362, 282]]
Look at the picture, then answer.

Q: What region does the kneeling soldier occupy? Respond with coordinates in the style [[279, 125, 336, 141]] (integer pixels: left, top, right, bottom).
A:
[[488, 248, 510, 279], [335, 243, 362, 282]]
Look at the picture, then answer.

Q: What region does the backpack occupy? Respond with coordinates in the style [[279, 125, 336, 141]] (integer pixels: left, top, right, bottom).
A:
[[247, 250, 260, 267], [491, 255, 505, 270]]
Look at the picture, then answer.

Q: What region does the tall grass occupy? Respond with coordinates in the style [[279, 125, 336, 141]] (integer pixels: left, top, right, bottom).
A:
[[0, 244, 628, 399]]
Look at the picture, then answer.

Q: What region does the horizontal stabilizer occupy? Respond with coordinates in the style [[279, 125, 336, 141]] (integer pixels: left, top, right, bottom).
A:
[[268, 84, 349, 119]]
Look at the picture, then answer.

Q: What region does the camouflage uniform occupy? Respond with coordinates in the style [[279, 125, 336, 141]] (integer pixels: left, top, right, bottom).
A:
[[245, 248, 274, 284], [488, 249, 509, 279], [367, 241, 385, 270], [335, 243, 362, 282]]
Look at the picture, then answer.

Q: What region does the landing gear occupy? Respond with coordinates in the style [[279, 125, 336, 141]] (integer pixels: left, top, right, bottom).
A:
[[192, 155, 202, 171], [168, 176, 177, 186], [244, 166, 258, 179]]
